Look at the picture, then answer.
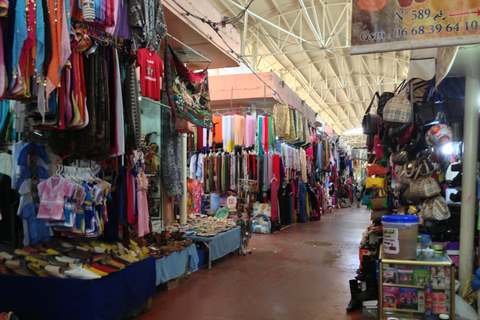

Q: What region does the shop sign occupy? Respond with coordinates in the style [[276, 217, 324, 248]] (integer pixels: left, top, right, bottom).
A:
[[351, 0, 480, 54]]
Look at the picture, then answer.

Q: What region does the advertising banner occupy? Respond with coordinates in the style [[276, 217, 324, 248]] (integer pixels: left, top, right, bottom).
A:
[[351, 0, 480, 54]]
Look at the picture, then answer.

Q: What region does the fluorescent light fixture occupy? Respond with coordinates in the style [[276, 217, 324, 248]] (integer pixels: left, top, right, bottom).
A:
[[442, 142, 453, 154], [343, 127, 364, 135]]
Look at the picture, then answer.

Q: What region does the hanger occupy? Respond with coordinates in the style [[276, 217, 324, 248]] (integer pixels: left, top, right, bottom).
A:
[[55, 151, 94, 169]]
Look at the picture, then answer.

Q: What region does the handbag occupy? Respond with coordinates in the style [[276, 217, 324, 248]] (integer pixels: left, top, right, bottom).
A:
[[377, 80, 406, 118], [418, 86, 438, 124], [404, 157, 434, 181], [420, 196, 451, 220], [367, 164, 387, 176], [383, 86, 413, 124], [397, 125, 414, 145], [393, 148, 410, 166], [373, 136, 384, 159], [409, 177, 441, 198], [366, 177, 386, 189], [394, 165, 410, 185], [362, 93, 381, 135], [369, 197, 388, 211]]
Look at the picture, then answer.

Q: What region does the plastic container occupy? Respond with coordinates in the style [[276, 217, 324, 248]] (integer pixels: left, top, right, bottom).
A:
[[382, 215, 419, 260], [210, 193, 220, 210]]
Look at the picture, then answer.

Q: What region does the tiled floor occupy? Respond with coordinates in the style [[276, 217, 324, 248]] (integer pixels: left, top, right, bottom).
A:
[[136, 206, 371, 320]]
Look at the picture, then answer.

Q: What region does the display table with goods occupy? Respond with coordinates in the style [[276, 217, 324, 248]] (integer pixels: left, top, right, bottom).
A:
[[0, 240, 156, 320], [182, 224, 242, 269], [145, 231, 200, 285]]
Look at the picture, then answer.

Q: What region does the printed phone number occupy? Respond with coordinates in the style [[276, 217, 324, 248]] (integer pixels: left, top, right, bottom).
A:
[[360, 21, 479, 41]]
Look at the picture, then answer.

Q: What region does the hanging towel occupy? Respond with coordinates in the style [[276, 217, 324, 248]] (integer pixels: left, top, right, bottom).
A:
[[273, 103, 290, 139], [245, 115, 255, 148], [233, 114, 245, 146], [268, 116, 275, 149], [263, 116, 269, 154]]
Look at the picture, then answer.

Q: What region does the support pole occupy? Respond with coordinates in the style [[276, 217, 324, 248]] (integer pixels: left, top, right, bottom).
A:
[[459, 75, 479, 293], [180, 133, 188, 224]]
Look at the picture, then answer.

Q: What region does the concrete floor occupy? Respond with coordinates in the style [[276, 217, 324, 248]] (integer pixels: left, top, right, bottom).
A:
[[136, 206, 371, 320]]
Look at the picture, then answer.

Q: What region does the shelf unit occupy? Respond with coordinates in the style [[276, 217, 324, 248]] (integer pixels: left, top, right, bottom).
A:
[[379, 247, 455, 319]]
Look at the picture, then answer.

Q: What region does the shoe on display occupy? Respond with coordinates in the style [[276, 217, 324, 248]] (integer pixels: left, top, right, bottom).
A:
[[0, 259, 9, 275], [45, 265, 68, 278], [45, 255, 70, 268], [65, 266, 101, 280], [23, 246, 39, 254], [0, 252, 14, 260], [117, 242, 125, 251], [56, 256, 80, 264], [6, 312, 19, 320], [93, 246, 107, 254], [46, 249, 61, 256], [83, 265, 108, 277], [13, 249, 30, 257], [90, 262, 117, 274], [75, 246, 90, 252], [450, 191, 462, 203], [25, 256, 50, 267], [449, 173, 462, 188], [60, 241, 75, 248]]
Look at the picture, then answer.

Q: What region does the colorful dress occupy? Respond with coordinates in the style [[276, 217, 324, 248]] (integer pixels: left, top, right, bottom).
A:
[[135, 171, 150, 237]]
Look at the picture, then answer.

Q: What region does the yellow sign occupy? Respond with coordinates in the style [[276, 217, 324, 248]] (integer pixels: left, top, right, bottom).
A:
[[351, 0, 480, 54]]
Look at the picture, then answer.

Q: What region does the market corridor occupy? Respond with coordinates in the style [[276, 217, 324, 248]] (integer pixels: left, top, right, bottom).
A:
[[136, 207, 370, 320]]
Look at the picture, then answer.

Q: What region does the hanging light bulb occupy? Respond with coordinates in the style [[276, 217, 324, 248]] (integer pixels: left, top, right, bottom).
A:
[[442, 143, 454, 155]]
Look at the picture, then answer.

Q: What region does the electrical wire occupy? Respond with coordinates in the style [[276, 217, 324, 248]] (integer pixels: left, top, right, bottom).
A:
[[171, 0, 286, 104], [171, 0, 254, 28]]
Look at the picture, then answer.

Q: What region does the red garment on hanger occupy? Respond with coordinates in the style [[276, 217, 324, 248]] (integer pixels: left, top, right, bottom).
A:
[[263, 117, 268, 153], [273, 155, 280, 183], [197, 128, 204, 151]]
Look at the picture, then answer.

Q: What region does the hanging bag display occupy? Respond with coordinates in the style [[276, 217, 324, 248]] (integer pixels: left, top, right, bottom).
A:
[[367, 164, 387, 176], [369, 197, 388, 211], [404, 157, 434, 181], [383, 86, 412, 126], [409, 177, 441, 198], [373, 135, 384, 159], [420, 196, 451, 220], [366, 177, 386, 189], [377, 80, 407, 118], [362, 93, 381, 135]]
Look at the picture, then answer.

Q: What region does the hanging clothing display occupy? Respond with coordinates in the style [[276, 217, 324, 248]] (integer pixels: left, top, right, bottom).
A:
[[136, 48, 163, 101], [128, 0, 167, 50]]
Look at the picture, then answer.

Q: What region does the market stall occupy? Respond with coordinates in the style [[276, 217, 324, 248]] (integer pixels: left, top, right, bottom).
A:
[[154, 244, 199, 285], [183, 227, 242, 269], [0, 257, 156, 320]]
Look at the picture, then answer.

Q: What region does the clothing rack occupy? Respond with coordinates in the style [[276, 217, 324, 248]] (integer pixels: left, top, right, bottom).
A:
[[71, 19, 133, 53], [166, 33, 212, 69]]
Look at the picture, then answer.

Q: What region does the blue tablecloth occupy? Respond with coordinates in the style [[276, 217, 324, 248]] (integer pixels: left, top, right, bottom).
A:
[[183, 227, 242, 261], [154, 244, 199, 285], [0, 256, 156, 320]]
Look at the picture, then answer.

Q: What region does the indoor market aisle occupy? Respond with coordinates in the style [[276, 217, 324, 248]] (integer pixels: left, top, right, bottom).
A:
[[136, 207, 371, 320]]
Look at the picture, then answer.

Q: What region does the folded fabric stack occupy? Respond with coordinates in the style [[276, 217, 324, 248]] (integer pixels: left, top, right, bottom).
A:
[[0, 240, 149, 280]]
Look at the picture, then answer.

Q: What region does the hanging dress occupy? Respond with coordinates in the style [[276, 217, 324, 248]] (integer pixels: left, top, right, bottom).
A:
[[136, 170, 150, 237]]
